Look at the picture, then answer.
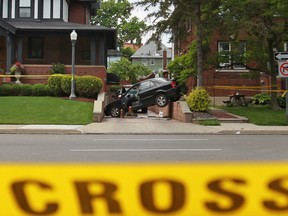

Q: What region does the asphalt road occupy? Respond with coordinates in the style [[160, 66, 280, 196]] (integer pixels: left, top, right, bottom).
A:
[[0, 134, 287, 162]]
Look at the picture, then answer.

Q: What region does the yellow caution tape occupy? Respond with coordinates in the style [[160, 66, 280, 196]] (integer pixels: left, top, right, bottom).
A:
[[0, 163, 288, 216], [0, 75, 50, 77], [210, 85, 285, 93]]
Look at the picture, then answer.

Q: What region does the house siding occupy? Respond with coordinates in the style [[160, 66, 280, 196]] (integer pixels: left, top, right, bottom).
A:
[[132, 58, 170, 72], [69, 1, 86, 24]]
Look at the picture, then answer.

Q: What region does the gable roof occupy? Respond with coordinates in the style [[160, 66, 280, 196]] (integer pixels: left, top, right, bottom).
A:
[[131, 41, 172, 59]]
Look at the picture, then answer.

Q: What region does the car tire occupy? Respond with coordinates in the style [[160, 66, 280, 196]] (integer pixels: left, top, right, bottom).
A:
[[110, 106, 121, 117], [155, 94, 168, 107]]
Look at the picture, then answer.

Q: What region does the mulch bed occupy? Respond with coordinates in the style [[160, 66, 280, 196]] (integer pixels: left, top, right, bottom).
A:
[[210, 110, 237, 119]]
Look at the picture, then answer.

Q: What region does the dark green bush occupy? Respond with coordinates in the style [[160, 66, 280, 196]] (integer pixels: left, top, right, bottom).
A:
[[21, 84, 32, 96], [278, 95, 286, 108], [252, 94, 271, 105], [76, 76, 103, 98], [185, 88, 211, 112], [60, 75, 73, 96], [109, 85, 121, 92], [48, 74, 65, 96], [32, 84, 49, 96], [50, 63, 65, 74], [12, 84, 22, 96], [0, 84, 12, 96]]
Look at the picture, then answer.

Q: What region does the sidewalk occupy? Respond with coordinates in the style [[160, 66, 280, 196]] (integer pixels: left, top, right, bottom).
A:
[[0, 116, 288, 135]]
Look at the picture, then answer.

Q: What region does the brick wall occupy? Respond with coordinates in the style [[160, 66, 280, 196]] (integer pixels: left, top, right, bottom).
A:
[[149, 101, 189, 122], [21, 64, 107, 92]]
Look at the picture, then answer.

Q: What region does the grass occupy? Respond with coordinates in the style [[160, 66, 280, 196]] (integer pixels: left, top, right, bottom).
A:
[[194, 119, 221, 126], [0, 97, 94, 124], [221, 105, 288, 126]]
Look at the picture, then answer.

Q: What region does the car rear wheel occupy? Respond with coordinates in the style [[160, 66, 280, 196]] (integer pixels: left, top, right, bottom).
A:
[[155, 94, 168, 107], [110, 106, 121, 117]]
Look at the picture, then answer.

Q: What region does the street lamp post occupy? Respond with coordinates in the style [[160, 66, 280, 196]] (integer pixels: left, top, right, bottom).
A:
[[69, 30, 77, 99]]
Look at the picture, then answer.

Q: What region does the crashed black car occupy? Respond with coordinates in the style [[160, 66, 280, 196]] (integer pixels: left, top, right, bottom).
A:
[[104, 78, 180, 117]]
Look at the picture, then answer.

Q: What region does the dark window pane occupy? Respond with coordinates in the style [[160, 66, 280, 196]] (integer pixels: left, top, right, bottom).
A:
[[28, 37, 43, 59]]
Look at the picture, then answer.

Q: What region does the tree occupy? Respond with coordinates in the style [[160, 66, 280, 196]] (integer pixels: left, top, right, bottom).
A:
[[219, 0, 288, 109], [91, 0, 146, 47], [108, 58, 152, 83], [120, 47, 135, 60], [136, 0, 221, 87]]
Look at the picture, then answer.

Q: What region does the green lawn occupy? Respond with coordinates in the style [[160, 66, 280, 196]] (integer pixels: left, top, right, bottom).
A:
[[0, 97, 94, 124], [221, 105, 288, 126]]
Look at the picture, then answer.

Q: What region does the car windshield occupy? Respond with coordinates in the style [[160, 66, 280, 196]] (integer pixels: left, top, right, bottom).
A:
[[124, 85, 139, 98]]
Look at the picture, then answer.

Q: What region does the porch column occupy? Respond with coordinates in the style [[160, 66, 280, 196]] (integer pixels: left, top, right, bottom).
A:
[[90, 37, 96, 65], [99, 36, 106, 66], [6, 33, 13, 73]]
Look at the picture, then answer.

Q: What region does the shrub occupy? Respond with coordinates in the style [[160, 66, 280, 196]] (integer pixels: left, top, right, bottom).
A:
[[32, 84, 49, 96], [48, 74, 65, 96], [50, 63, 65, 74], [12, 84, 22, 96], [76, 76, 103, 98], [21, 84, 32, 96], [252, 94, 271, 105], [109, 85, 121, 93], [278, 95, 286, 108], [0, 84, 12, 96], [60, 75, 73, 96], [185, 88, 211, 112]]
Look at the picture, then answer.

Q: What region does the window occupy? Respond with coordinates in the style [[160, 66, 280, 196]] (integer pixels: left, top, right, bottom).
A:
[[28, 37, 43, 59], [150, 59, 155, 66], [19, 0, 31, 18], [218, 41, 246, 69], [142, 59, 148, 66]]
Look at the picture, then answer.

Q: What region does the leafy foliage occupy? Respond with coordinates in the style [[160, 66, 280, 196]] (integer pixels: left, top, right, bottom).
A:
[[108, 58, 152, 83], [48, 74, 65, 96], [168, 45, 196, 93], [120, 47, 135, 60], [185, 88, 211, 112], [76, 76, 103, 99], [251, 94, 271, 105], [50, 63, 65, 74], [32, 84, 49, 96], [277, 95, 286, 108], [91, 0, 146, 47]]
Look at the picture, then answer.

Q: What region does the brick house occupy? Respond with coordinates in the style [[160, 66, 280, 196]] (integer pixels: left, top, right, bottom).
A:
[[0, 0, 116, 90], [174, 22, 273, 97]]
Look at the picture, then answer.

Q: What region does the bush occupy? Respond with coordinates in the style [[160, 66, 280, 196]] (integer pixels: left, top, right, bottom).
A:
[[0, 84, 12, 96], [252, 94, 271, 105], [76, 76, 103, 98], [61, 75, 73, 96], [48, 74, 65, 96], [21, 84, 32, 96], [185, 88, 211, 112], [109, 85, 121, 93], [32, 84, 49, 96], [50, 63, 65, 74], [278, 95, 286, 108], [12, 84, 22, 96]]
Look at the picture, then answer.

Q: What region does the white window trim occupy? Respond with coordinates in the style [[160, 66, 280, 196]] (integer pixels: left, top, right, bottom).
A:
[[218, 41, 247, 70]]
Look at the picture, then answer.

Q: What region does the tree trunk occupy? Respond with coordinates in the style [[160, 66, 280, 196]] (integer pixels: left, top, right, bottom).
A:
[[195, 0, 203, 87]]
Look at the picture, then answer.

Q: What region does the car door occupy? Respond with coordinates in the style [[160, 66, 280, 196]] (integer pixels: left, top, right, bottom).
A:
[[138, 80, 157, 107]]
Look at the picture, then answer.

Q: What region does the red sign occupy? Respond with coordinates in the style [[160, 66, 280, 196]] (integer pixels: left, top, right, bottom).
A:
[[278, 61, 288, 77]]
